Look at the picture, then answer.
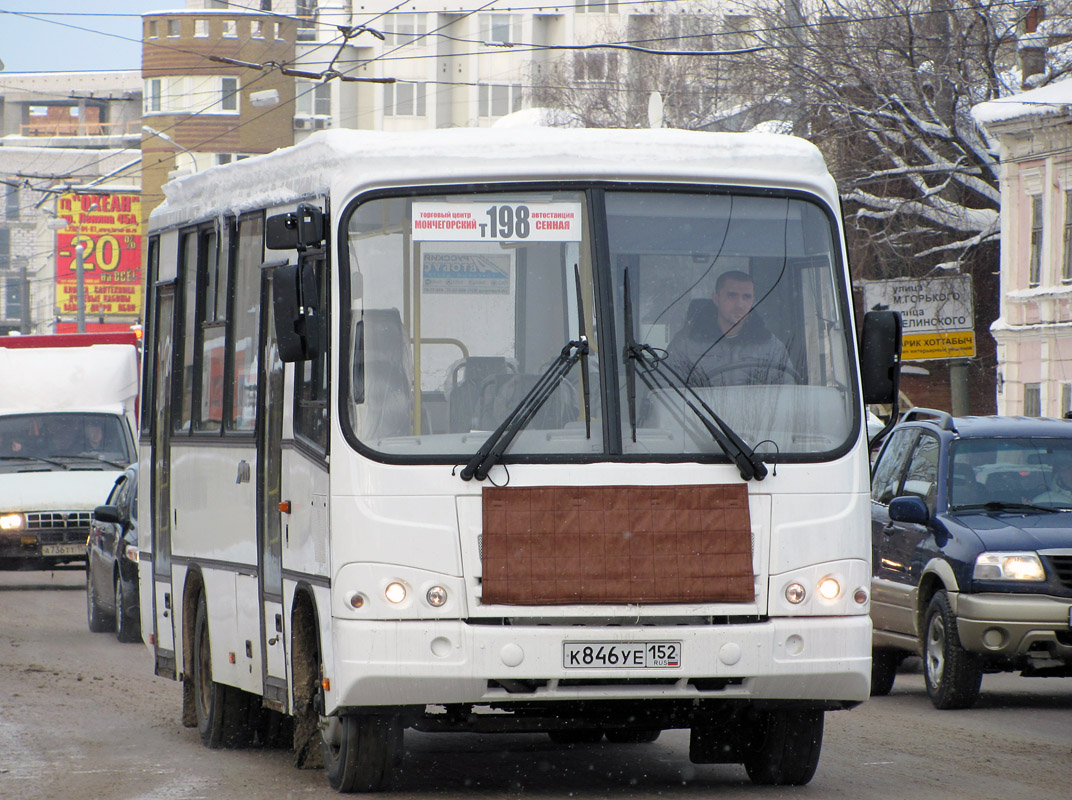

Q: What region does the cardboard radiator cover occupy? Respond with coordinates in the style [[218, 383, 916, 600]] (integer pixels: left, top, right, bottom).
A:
[[480, 484, 754, 605]]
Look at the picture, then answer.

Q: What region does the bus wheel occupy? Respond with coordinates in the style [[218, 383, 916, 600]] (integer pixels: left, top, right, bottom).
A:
[[605, 729, 660, 744], [192, 593, 252, 748], [322, 713, 402, 793], [743, 708, 823, 786]]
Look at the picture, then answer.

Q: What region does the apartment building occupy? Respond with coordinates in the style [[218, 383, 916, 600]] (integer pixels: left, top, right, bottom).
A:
[[0, 71, 142, 335]]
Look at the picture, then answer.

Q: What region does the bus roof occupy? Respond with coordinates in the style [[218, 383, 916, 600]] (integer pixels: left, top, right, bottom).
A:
[[151, 128, 838, 229]]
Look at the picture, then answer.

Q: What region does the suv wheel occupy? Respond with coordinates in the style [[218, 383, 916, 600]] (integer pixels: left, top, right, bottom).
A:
[[923, 590, 982, 709], [870, 647, 900, 696]]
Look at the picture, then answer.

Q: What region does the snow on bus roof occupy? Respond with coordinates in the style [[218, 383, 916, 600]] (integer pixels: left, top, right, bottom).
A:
[[153, 128, 834, 226]]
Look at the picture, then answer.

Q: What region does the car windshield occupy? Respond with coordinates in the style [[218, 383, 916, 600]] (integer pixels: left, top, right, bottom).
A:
[[341, 187, 857, 463], [950, 437, 1072, 509], [0, 412, 133, 467]]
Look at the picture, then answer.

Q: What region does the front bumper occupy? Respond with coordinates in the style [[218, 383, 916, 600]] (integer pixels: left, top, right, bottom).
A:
[[0, 529, 86, 565], [956, 592, 1072, 662], [328, 614, 871, 712]]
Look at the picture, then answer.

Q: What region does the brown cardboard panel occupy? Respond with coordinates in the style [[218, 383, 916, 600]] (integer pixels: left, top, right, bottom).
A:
[[480, 485, 754, 605]]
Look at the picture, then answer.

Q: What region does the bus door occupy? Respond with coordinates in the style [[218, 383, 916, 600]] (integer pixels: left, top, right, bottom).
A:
[[258, 267, 288, 709], [151, 284, 177, 676]]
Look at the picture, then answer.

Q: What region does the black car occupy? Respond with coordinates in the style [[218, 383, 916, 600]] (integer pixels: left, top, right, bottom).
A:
[[86, 464, 140, 643], [869, 408, 1072, 709]]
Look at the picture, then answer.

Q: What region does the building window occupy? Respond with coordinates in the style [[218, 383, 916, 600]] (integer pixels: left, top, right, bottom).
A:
[[296, 80, 332, 117], [144, 79, 162, 113], [167, 19, 181, 38], [221, 77, 239, 112], [1062, 383, 1072, 418], [481, 14, 520, 43], [252, 20, 265, 39], [478, 83, 523, 118], [1024, 382, 1042, 417], [297, 0, 317, 41], [223, 19, 237, 38], [575, 0, 619, 12], [574, 50, 619, 83], [5, 185, 19, 221], [4, 275, 21, 323], [0, 229, 9, 273], [147, 20, 158, 38], [384, 82, 426, 117], [386, 13, 426, 45], [195, 19, 209, 38], [1029, 194, 1042, 286], [1063, 190, 1072, 283]]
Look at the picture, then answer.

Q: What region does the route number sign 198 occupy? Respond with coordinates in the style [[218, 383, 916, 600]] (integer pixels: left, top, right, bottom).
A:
[[412, 201, 582, 243]]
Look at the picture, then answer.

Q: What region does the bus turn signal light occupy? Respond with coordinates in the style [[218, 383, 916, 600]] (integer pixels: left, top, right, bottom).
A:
[[278, 501, 291, 514]]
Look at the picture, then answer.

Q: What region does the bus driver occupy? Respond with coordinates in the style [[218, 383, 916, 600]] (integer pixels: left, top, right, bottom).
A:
[[667, 270, 794, 386]]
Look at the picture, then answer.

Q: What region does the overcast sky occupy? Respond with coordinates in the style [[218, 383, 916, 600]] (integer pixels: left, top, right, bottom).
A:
[[1, 3, 175, 73]]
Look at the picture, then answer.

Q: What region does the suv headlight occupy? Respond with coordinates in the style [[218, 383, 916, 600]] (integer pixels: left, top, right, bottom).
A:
[[973, 551, 1045, 581], [0, 513, 26, 532]]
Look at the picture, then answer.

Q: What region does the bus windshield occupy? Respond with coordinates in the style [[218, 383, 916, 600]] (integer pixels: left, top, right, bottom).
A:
[[343, 187, 856, 462]]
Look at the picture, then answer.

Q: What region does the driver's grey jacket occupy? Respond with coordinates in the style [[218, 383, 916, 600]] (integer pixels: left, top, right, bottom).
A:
[[666, 312, 792, 386]]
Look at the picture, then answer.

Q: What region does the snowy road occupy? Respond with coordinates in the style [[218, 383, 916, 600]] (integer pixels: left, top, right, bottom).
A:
[[1, 569, 1069, 800]]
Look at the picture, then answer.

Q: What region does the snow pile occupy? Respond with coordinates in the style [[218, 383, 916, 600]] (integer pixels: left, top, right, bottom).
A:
[[972, 77, 1072, 126]]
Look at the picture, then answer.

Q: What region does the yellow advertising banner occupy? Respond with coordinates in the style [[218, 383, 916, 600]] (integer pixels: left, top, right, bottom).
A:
[[902, 331, 975, 360], [55, 192, 142, 319]]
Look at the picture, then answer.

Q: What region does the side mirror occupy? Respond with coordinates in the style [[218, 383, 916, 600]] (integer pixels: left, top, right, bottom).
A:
[[94, 505, 121, 524], [273, 262, 321, 362], [889, 495, 929, 524], [266, 203, 324, 251], [861, 310, 902, 405]]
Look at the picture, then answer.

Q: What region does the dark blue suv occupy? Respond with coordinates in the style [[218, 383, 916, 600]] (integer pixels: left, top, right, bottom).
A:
[[869, 409, 1072, 708]]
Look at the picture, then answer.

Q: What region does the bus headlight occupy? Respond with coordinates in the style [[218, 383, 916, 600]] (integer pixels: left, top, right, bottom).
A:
[[785, 582, 806, 604], [426, 585, 448, 607], [385, 581, 408, 604], [0, 513, 25, 532], [818, 577, 841, 600]]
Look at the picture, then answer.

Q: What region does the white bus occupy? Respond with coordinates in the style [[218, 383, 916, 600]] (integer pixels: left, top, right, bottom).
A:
[[138, 127, 900, 792]]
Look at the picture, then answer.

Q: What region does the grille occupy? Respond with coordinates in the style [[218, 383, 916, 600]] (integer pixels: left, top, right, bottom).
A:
[[1047, 555, 1072, 591], [21, 512, 90, 547]]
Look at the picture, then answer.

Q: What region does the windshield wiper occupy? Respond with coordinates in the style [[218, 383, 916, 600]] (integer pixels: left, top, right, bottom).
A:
[[574, 264, 592, 440], [459, 337, 589, 482], [0, 455, 69, 469], [622, 269, 766, 482], [954, 500, 1061, 514]]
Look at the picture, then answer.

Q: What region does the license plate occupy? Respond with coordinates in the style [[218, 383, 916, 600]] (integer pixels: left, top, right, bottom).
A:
[[41, 543, 84, 557], [563, 641, 681, 669]]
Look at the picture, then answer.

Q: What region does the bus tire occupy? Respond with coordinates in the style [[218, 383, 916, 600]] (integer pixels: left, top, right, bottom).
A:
[[743, 708, 823, 786], [192, 593, 252, 748], [322, 713, 402, 793], [86, 571, 112, 633], [115, 573, 140, 643]]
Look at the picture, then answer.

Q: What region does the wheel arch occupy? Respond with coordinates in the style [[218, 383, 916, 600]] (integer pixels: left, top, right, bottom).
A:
[[915, 559, 959, 640], [290, 582, 323, 714], [180, 566, 206, 728]]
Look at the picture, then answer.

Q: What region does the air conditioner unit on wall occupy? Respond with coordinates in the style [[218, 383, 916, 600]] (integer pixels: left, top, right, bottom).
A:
[[293, 117, 331, 131]]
